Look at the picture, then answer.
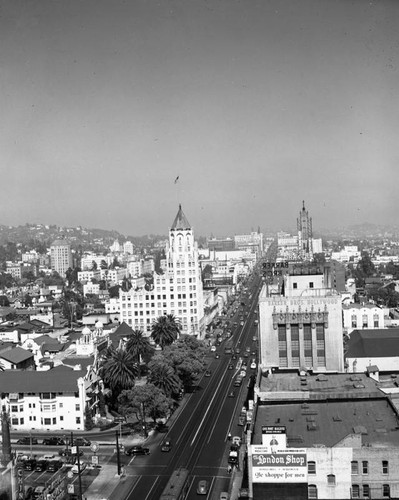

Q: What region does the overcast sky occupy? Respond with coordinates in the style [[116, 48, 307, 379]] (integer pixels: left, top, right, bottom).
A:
[[1, 0, 398, 237]]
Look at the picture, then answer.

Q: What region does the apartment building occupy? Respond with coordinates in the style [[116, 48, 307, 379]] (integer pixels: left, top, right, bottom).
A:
[[50, 239, 73, 277]]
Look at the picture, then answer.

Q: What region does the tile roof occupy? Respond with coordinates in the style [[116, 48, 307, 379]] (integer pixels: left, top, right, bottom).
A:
[[346, 329, 399, 358], [0, 365, 85, 392], [0, 346, 34, 364]]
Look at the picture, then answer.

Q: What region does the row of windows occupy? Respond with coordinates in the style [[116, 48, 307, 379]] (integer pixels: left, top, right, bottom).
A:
[[5, 392, 76, 400], [308, 484, 390, 499], [308, 461, 389, 476], [11, 416, 81, 426], [11, 403, 80, 412]]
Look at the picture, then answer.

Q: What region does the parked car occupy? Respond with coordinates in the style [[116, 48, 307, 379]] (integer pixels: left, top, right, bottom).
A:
[[124, 445, 150, 456], [24, 486, 34, 500], [220, 492, 229, 500], [16, 437, 38, 445], [71, 462, 87, 474], [210, 345, 216, 352], [197, 480, 209, 495], [238, 416, 246, 426], [161, 439, 172, 452], [33, 486, 45, 500], [228, 391, 236, 398], [204, 370, 211, 377], [250, 360, 257, 369], [35, 459, 48, 472], [215, 353, 220, 359], [43, 437, 65, 446], [23, 459, 37, 471], [228, 364, 234, 370], [47, 460, 63, 472]]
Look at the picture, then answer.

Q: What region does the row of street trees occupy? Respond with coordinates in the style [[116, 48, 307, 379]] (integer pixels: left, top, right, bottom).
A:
[[97, 315, 207, 429]]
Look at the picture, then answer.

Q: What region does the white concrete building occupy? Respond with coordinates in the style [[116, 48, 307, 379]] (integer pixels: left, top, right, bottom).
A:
[[0, 366, 87, 431], [50, 239, 73, 277], [343, 303, 385, 335], [259, 265, 344, 372], [119, 205, 205, 337]]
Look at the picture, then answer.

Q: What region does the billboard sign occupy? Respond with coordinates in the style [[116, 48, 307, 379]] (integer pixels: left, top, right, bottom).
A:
[[251, 446, 307, 483], [261, 426, 287, 451]]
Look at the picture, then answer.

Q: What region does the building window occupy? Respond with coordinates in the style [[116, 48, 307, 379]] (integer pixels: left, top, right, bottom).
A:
[[309, 282, 314, 288], [373, 314, 379, 328], [352, 485, 360, 498], [327, 474, 336, 486], [362, 461, 368, 474], [382, 484, 390, 497], [76, 417, 81, 424], [382, 460, 389, 474], [362, 314, 368, 328], [308, 461, 316, 475], [351, 461, 359, 474], [75, 404, 80, 411], [12, 418, 18, 425], [363, 484, 370, 498], [60, 416, 64, 421], [44, 418, 51, 425], [351, 315, 357, 328], [308, 485, 317, 499], [293, 283, 298, 289]]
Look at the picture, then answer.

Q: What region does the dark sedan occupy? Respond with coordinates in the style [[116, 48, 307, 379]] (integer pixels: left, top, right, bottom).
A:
[[124, 445, 150, 456], [43, 437, 65, 446]]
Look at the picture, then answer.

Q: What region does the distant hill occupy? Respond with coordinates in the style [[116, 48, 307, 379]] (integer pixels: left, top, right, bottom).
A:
[[0, 223, 166, 252]]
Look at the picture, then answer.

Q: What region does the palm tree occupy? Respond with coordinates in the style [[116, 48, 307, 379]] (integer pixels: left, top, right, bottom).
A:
[[126, 329, 154, 374], [99, 346, 138, 396], [151, 314, 181, 349], [147, 362, 182, 397]]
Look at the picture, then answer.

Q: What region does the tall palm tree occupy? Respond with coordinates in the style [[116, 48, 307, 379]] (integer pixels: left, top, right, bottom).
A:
[[147, 362, 182, 397], [99, 346, 138, 395], [151, 314, 181, 349], [126, 329, 154, 373]]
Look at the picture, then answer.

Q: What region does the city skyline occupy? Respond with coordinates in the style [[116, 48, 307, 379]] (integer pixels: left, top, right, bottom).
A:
[[1, 0, 398, 237]]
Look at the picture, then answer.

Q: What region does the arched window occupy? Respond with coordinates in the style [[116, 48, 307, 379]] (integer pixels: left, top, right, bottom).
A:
[[352, 485, 360, 498], [327, 474, 336, 485], [308, 485, 317, 499]]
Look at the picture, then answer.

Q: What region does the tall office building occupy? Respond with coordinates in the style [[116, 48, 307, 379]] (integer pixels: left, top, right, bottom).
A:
[[259, 264, 344, 373], [297, 201, 313, 260], [119, 205, 204, 337], [50, 238, 73, 277]]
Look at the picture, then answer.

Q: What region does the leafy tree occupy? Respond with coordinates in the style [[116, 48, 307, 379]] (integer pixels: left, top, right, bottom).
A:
[[161, 343, 205, 390], [84, 405, 95, 430], [147, 359, 182, 396], [24, 294, 33, 307], [126, 329, 154, 374], [151, 314, 181, 349], [108, 285, 120, 298], [65, 267, 81, 287], [0, 273, 15, 288], [21, 270, 36, 282], [91, 260, 98, 271], [353, 251, 376, 287], [118, 384, 173, 424], [0, 295, 10, 307], [100, 260, 108, 270], [99, 346, 138, 401], [121, 277, 132, 292]]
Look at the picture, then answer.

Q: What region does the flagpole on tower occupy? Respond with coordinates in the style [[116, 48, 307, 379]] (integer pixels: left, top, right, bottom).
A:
[[174, 175, 180, 206]]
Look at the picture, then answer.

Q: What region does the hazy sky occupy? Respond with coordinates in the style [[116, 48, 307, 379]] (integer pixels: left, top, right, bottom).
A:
[[1, 0, 398, 237]]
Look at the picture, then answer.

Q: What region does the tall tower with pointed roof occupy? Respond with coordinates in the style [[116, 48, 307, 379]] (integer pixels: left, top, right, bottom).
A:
[[118, 205, 204, 337], [166, 204, 204, 336], [297, 201, 313, 260]]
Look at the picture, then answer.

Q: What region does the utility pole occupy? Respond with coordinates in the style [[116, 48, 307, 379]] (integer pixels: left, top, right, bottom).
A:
[[76, 443, 83, 500], [115, 430, 121, 476]]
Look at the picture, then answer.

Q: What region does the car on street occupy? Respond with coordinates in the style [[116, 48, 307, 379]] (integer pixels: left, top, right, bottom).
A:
[[210, 345, 216, 352], [155, 422, 169, 433], [124, 445, 150, 456], [250, 360, 257, 369], [32, 486, 45, 499], [16, 437, 38, 445], [42, 437, 65, 446], [220, 493, 229, 500], [245, 346, 251, 352], [71, 462, 87, 474], [215, 353, 220, 359], [69, 438, 91, 447], [238, 416, 246, 426], [58, 448, 84, 457], [205, 370, 211, 377], [252, 336, 257, 342], [161, 439, 172, 452], [232, 436, 242, 446], [232, 354, 237, 360], [197, 480, 209, 495], [228, 364, 234, 370], [228, 391, 236, 398], [23, 459, 37, 471]]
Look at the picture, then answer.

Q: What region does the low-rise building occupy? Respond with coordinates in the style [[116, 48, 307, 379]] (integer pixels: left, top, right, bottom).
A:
[[343, 303, 385, 335]]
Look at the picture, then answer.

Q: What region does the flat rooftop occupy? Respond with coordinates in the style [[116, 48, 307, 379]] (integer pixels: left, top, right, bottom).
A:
[[254, 373, 399, 448]]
